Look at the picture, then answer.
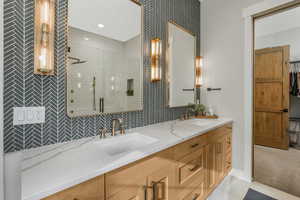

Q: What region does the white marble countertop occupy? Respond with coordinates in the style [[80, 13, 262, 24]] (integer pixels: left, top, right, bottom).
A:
[[21, 118, 233, 200]]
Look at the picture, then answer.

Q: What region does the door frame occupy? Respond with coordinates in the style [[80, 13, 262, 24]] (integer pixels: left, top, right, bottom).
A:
[[243, 0, 300, 182]]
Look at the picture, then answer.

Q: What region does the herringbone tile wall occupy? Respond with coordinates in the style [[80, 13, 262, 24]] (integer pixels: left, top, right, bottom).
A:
[[3, 0, 201, 153]]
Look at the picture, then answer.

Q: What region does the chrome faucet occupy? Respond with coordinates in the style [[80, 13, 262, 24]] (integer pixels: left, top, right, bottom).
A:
[[112, 118, 125, 136]]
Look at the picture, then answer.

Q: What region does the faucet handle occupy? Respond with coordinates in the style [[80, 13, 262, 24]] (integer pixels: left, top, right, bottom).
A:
[[120, 127, 125, 135], [118, 118, 123, 125], [100, 128, 107, 139]]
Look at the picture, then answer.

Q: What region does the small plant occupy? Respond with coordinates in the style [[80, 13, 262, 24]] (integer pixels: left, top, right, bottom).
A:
[[126, 90, 134, 96], [188, 103, 206, 116]]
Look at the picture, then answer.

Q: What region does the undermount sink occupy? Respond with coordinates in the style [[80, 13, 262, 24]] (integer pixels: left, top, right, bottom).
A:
[[190, 119, 219, 127], [94, 133, 158, 156]]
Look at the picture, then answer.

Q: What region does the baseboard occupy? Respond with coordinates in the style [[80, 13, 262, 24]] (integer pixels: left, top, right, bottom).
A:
[[230, 168, 252, 183]]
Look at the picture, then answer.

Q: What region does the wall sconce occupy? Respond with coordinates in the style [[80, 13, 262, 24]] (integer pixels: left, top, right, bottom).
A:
[[34, 0, 55, 75], [195, 56, 203, 88], [151, 38, 162, 82]]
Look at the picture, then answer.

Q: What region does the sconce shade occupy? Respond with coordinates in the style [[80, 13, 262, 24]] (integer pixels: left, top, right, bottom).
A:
[[195, 56, 203, 88], [34, 0, 55, 75], [151, 38, 162, 82]]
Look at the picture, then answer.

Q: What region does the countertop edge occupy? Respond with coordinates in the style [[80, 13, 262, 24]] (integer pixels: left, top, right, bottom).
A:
[[24, 119, 233, 200]]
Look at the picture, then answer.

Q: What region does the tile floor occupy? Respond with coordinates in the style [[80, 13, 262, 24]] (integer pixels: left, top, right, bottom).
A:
[[208, 175, 300, 200]]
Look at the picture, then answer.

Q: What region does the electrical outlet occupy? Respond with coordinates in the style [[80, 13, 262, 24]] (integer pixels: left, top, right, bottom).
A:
[[13, 107, 45, 125]]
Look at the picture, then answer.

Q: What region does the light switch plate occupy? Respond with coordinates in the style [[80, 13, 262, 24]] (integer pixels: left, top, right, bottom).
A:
[[13, 107, 45, 125]]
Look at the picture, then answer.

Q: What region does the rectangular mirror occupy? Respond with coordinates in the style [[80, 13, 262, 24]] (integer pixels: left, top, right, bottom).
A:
[[167, 22, 196, 107], [67, 0, 143, 117]]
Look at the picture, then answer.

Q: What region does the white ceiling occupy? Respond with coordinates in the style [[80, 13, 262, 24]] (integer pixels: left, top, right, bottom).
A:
[[69, 0, 141, 42], [255, 6, 300, 37]]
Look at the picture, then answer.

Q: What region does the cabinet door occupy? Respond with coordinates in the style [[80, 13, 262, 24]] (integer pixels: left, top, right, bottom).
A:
[[146, 165, 176, 200], [42, 176, 104, 200], [106, 148, 176, 200], [207, 143, 216, 191], [215, 137, 226, 182], [224, 133, 232, 174]]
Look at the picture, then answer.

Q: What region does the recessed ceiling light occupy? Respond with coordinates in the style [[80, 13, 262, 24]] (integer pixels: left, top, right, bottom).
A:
[[97, 24, 104, 28], [84, 37, 89, 41]]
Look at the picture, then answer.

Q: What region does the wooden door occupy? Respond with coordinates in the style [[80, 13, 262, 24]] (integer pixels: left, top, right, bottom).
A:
[[254, 46, 290, 150]]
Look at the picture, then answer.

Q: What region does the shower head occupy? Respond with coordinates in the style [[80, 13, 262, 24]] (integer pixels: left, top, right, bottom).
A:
[[68, 56, 88, 65]]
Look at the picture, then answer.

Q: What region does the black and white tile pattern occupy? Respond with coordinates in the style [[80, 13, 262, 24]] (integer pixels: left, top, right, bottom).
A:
[[3, 0, 201, 153]]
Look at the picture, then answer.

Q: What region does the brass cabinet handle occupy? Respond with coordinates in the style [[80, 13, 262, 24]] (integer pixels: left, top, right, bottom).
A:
[[189, 164, 200, 172], [190, 143, 199, 148], [192, 193, 200, 200], [151, 180, 165, 200], [152, 182, 157, 200], [216, 143, 222, 154], [144, 185, 148, 200]]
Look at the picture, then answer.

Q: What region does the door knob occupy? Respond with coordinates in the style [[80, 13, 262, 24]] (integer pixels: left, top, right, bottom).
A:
[[281, 109, 289, 113]]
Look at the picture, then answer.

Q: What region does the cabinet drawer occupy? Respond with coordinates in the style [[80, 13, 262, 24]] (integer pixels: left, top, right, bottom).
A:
[[42, 176, 104, 200], [182, 182, 205, 200], [208, 126, 232, 142], [174, 135, 207, 160], [177, 171, 206, 200], [178, 148, 205, 185]]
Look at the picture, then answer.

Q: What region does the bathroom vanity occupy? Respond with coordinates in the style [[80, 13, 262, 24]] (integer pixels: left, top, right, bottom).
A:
[[15, 0, 229, 199], [22, 118, 233, 200]]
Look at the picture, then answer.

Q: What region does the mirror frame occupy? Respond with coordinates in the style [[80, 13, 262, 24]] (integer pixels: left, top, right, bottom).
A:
[[65, 0, 144, 118], [166, 21, 197, 108]]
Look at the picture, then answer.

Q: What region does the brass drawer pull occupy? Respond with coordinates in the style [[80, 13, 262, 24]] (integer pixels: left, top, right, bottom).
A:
[[216, 143, 223, 154], [151, 180, 165, 200], [189, 164, 200, 172], [192, 193, 200, 200], [152, 182, 157, 200], [143, 185, 148, 200], [190, 143, 199, 148]]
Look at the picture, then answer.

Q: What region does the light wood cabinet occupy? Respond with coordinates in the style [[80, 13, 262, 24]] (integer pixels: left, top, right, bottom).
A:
[[42, 176, 104, 200], [42, 124, 232, 200], [175, 136, 207, 200], [207, 125, 232, 195]]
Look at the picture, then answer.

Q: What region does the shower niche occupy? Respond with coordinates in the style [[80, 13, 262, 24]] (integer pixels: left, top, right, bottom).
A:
[[66, 0, 143, 117]]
